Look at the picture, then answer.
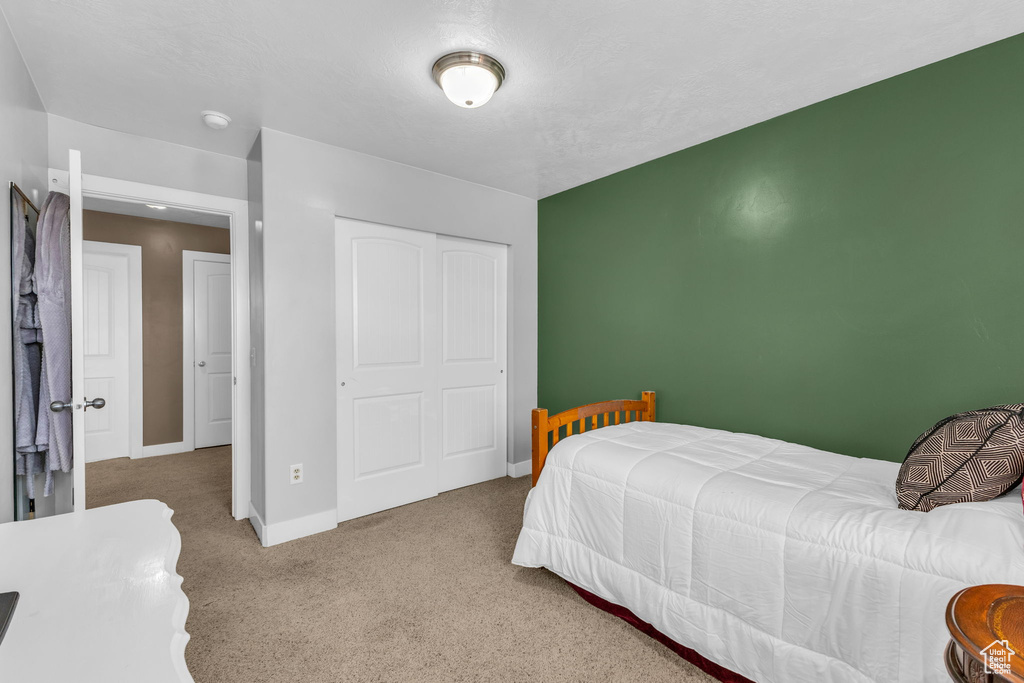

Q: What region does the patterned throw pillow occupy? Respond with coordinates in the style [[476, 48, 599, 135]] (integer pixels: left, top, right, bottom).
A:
[[896, 404, 1024, 512]]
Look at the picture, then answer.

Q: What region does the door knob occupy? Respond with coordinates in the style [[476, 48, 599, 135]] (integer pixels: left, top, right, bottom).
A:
[[52, 398, 106, 412], [198, 361, 206, 367]]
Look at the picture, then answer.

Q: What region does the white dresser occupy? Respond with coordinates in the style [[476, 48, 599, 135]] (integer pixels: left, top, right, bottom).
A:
[[0, 500, 192, 682]]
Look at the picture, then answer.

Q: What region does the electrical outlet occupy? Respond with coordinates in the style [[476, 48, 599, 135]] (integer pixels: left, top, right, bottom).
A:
[[290, 464, 303, 485]]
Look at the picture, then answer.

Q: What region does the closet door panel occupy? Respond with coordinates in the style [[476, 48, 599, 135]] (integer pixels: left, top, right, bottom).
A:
[[438, 237, 507, 492], [443, 385, 496, 456], [353, 392, 423, 476], [442, 251, 497, 364], [336, 219, 438, 522], [353, 240, 422, 368]]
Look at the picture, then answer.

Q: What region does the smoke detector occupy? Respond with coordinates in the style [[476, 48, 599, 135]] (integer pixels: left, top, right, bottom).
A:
[[201, 110, 232, 130]]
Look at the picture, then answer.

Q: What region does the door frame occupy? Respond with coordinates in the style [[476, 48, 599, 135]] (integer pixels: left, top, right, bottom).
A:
[[48, 168, 252, 521], [83, 240, 143, 461], [182, 250, 232, 453]]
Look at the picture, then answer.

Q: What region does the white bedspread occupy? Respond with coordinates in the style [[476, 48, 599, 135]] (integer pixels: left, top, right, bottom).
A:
[[512, 422, 1024, 682]]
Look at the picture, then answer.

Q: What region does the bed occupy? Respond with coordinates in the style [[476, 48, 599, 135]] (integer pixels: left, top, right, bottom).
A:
[[512, 392, 1024, 682]]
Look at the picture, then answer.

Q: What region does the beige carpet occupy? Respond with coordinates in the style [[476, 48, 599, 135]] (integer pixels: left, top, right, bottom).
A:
[[87, 449, 713, 682]]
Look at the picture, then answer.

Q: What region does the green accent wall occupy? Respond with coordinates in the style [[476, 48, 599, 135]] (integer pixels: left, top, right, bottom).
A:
[[538, 33, 1024, 462]]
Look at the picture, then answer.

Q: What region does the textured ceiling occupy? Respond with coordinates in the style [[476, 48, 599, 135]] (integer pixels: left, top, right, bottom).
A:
[[3, 1, 1023, 199], [84, 197, 230, 229]]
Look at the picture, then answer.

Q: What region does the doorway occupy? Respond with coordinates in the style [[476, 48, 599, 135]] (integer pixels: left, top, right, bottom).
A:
[[46, 164, 251, 521]]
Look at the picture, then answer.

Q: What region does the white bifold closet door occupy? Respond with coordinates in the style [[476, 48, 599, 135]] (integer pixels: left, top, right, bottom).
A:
[[336, 219, 507, 522]]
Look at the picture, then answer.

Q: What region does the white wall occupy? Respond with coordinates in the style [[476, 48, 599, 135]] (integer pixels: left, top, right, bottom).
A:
[[47, 115, 248, 201], [0, 14, 49, 523], [255, 128, 537, 540]]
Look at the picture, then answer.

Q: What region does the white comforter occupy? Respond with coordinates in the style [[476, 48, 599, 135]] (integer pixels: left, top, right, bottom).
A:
[[512, 421, 1024, 682]]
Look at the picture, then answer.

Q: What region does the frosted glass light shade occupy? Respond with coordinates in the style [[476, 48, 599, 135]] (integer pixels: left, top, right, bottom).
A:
[[432, 52, 505, 109], [439, 65, 498, 108]]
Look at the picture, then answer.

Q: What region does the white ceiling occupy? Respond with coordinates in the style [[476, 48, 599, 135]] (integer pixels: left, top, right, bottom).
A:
[[3, 1, 1023, 199], [84, 196, 230, 228]]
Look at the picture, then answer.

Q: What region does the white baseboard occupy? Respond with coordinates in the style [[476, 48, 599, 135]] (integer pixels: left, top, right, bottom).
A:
[[85, 452, 127, 463], [507, 459, 531, 478], [258, 508, 337, 547], [138, 441, 190, 458], [248, 502, 267, 546]]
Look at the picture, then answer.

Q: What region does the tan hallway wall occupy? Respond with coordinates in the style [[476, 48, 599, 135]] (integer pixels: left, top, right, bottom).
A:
[[83, 210, 230, 446]]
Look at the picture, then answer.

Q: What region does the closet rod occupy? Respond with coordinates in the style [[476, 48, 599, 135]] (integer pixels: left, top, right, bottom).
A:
[[9, 182, 40, 215]]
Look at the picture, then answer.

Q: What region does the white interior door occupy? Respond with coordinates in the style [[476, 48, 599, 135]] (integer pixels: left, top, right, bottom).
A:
[[34, 151, 89, 516], [336, 218, 439, 522], [437, 236, 507, 491], [68, 150, 86, 511], [192, 256, 233, 448], [82, 242, 141, 462]]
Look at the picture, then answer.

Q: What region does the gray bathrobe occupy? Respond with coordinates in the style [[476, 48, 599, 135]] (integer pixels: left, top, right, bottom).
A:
[[34, 191, 73, 496], [11, 193, 44, 497]]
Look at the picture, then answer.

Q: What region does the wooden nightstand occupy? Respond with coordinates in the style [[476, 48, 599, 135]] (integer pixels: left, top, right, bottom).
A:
[[947, 585, 1024, 683]]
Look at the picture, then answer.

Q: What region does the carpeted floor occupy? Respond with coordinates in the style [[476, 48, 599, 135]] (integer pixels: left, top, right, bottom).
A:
[[87, 449, 713, 682]]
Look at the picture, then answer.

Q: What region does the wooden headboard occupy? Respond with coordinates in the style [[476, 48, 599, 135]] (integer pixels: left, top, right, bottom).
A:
[[531, 391, 656, 486]]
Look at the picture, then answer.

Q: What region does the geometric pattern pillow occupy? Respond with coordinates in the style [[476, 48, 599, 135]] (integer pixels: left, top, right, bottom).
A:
[[896, 404, 1024, 512]]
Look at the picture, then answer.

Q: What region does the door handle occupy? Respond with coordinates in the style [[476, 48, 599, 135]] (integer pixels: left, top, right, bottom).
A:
[[198, 361, 206, 367], [50, 398, 106, 412]]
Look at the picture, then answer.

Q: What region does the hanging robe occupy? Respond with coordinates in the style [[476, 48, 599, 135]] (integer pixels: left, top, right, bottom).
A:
[[34, 191, 72, 496], [11, 193, 44, 497]]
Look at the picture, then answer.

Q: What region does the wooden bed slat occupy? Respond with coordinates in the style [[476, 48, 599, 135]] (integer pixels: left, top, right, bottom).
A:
[[531, 391, 656, 486]]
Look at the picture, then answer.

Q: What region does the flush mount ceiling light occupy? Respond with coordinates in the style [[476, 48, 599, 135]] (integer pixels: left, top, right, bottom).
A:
[[432, 51, 505, 109], [145, 204, 167, 210], [201, 110, 232, 130]]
